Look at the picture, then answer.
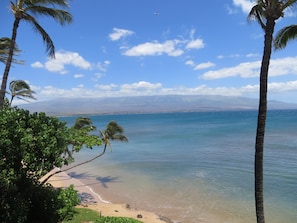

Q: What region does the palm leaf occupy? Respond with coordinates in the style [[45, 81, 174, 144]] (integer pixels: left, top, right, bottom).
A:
[[274, 25, 297, 49]]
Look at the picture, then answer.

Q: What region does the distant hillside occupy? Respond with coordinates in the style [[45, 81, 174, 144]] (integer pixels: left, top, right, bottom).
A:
[[18, 95, 297, 116]]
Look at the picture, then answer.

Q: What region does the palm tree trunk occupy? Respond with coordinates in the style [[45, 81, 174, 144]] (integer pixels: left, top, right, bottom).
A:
[[0, 18, 20, 109], [41, 144, 108, 185], [255, 18, 275, 223]]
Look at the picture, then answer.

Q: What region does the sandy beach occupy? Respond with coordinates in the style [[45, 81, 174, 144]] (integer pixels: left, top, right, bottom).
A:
[[41, 168, 170, 223]]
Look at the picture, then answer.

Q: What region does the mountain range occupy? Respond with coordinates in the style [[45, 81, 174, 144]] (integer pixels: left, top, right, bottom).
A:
[[18, 95, 297, 116]]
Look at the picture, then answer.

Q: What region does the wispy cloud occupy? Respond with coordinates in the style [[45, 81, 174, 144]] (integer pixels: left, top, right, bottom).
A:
[[123, 40, 184, 57], [232, 0, 254, 14], [201, 56, 297, 80], [31, 61, 44, 68], [109, 28, 134, 41], [185, 60, 215, 70], [74, 74, 84, 78], [34, 79, 297, 102]]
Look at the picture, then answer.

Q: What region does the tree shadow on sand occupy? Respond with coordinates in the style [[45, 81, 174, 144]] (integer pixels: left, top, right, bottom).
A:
[[67, 171, 121, 188], [96, 176, 121, 188]]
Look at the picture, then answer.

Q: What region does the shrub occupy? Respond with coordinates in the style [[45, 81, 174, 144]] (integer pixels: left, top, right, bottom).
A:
[[57, 185, 81, 221]]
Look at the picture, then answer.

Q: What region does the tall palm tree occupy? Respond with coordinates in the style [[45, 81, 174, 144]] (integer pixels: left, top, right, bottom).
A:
[[41, 120, 128, 184], [274, 24, 297, 48], [0, 0, 73, 109], [248, 1, 297, 222], [7, 80, 36, 105]]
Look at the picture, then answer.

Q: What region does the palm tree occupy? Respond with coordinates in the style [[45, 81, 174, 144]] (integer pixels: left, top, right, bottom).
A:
[[274, 24, 297, 49], [0, 0, 73, 109], [41, 120, 128, 184], [64, 117, 96, 159], [248, 1, 297, 222], [0, 37, 22, 64], [73, 117, 96, 131], [100, 121, 128, 153], [7, 80, 36, 105]]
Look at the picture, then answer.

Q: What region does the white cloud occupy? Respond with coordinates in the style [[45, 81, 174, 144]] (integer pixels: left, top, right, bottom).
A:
[[74, 74, 84, 78], [185, 60, 195, 66], [95, 84, 118, 90], [201, 61, 260, 80], [201, 57, 297, 80], [33, 78, 297, 104], [45, 51, 91, 74], [269, 80, 297, 92], [96, 60, 110, 72], [109, 28, 134, 41], [123, 40, 184, 57], [194, 62, 215, 70], [121, 81, 162, 90], [186, 38, 204, 50], [31, 61, 43, 68], [232, 0, 254, 14], [186, 60, 215, 71], [118, 28, 204, 57]]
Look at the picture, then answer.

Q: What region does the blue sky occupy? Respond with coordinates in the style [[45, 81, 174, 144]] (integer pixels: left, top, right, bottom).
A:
[[2, 0, 297, 104]]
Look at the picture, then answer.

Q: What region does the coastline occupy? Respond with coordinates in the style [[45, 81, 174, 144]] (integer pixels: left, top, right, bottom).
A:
[[42, 168, 171, 223]]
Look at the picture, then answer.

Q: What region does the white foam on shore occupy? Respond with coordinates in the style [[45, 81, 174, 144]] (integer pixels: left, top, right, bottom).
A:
[[84, 185, 110, 204], [55, 167, 111, 204]]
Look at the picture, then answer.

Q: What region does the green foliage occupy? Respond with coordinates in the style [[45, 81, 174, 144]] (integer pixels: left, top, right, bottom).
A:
[[62, 208, 143, 223], [0, 105, 127, 222], [0, 106, 83, 222], [62, 208, 102, 223], [57, 185, 81, 221], [95, 216, 143, 223], [0, 106, 70, 180]]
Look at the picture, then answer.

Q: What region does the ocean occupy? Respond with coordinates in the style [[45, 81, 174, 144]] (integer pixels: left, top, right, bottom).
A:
[[59, 110, 297, 223]]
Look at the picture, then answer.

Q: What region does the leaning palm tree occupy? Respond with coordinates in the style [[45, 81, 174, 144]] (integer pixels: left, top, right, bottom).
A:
[[41, 120, 128, 185], [64, 117, 97, 159], [248, 1, 297, 223], [7, 80, 36, 105], [0, 37, 22, 64], [274, 24, 297, 49], [0, 0, 73, 109]]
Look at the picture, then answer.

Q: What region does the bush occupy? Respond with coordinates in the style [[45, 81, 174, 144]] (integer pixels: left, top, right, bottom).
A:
[[0, 106, 79, 223], [57, 185, 81, 221]]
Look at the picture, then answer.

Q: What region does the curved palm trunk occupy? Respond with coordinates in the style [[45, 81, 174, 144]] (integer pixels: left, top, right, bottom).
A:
[[41, 144, 108, 185], [0, 18, 20, 109], [255, 18, 275, 223]]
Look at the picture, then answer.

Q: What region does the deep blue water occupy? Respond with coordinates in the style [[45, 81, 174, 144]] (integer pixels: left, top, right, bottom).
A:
[[60, 110, 297, 223]]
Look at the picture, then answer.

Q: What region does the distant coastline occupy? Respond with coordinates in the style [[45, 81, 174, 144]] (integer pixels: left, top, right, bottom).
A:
[[18, 95, 297, 116]]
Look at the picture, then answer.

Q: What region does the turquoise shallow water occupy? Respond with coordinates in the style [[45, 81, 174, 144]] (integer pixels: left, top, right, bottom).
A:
[[60, 110, 297, 223]]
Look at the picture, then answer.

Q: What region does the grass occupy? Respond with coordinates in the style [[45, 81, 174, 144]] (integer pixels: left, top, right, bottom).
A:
[[62, 207, 143, 223]]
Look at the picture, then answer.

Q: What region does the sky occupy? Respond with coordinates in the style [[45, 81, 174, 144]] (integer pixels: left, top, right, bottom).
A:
[[2, 0, 297, 104]]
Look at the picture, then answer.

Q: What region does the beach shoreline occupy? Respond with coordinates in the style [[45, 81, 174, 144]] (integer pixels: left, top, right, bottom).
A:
[[42, 168, 172, 223]]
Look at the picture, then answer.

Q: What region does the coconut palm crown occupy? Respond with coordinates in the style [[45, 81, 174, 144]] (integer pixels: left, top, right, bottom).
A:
[[7, 80, 36, 105]]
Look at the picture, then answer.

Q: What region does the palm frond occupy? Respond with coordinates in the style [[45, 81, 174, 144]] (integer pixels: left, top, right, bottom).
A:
[[274, 24, 297, 49], [8, 80, 36, 104], [248, 3, 266, 30], [26, 6, 73, 25], [26, 0, 70, 8], [23, 13, 55, 57]]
